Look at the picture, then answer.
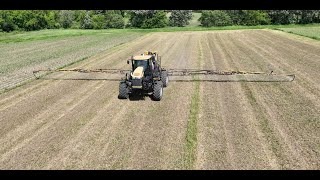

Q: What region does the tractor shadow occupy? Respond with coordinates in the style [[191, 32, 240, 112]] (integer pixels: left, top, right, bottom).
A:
[[128, 93, 151, 101]]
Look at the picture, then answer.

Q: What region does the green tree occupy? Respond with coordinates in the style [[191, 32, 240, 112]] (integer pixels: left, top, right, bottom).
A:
[[105, 10, 125, 28], [59, 10, 74, 28], [142, 10, 168, 28], [169, 10, 193, 27], [267, 10, 295, 24], [299, 10, 319, 24], [199, 10, 232, 27], [44, 10, 60, 29], [15, 11, 48, 31], [81, 11, 93, 29], [225, 10, 270, 25], [0, 10, 17, 32], [92, 14, 105, 29], [71, 10, 86, 29], [240, 10, 271, 25], [129, 10, 168, 28]]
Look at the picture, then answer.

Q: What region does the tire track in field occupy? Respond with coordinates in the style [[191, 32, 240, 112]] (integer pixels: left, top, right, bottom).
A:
[[103, 32, 192, 169], [196, 32, 237, 169], [44, 87, 131, 169], [0, 75, 72, 111], [0, 80, 88, 135], [0, 46, 139, 167], [0, 39, 133, 133], [42, 32, 183, 169], [229, 31, 320, 109], [196, 32, 219, 169], [0, 33, 154, 108], [51, 33, 153, 69], [226, 31, 320, 169], [219, 32, 300, 169], [1, 30, 319, 170], [34, 32, 191, 169], [116, 32, 196, 169], [0, 80, 103, 156], [0, 33, 159, 169], [0, 82, 115, 169], [220, 31, 314, 169], [82, 33, 159, 69], [247, 31, 320, 93], [91, 32, 196, 169], [255, 30, 320, 64], [0, 34, 150, 105], [201, 32, 278, 169], [0, 33, 144, 91], [231, 31, 320, 130], [247, 30, 320, 90]]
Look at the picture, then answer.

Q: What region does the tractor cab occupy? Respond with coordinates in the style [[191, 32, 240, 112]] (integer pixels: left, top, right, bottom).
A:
[[132, 55, 151, 71], [128, 51, 161, 77], [125, 51, 163, 91]]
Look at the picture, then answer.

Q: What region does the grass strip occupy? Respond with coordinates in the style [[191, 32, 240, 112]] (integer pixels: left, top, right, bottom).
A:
[[2, 24, 320, 43], [275, 28, 320, 41], [183, 75, 200, 169]]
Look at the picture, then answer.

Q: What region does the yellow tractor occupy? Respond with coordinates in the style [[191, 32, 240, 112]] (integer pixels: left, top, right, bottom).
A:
[[33, 51, 295, 101], [118, 51, 168, 100]]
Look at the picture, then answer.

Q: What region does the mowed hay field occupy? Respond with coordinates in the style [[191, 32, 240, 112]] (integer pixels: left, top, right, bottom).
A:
[[0, 29, 319, 169]]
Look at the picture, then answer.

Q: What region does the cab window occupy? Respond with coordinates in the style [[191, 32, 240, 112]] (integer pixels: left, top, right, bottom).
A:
[[133, 60, 148, 70]]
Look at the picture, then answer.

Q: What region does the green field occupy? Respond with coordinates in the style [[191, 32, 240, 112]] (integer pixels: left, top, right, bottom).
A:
[[279, 26, 320, 40]]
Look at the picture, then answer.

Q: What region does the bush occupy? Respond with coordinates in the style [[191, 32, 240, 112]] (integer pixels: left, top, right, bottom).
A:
[[25, 18, 40, 31], [169, 10, 192, 27], [0, 12, 17, 32], [1, 20, 16, 32], [199, 10, 232, 27]]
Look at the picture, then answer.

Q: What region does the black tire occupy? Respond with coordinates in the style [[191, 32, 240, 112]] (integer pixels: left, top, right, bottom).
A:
[[152, 81, 163, 101], [161, 71, 169, 87], [118, 82, 129, 99]]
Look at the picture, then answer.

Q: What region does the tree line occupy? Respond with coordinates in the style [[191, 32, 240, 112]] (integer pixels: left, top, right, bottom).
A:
[[199, 10, 320, 27], [1, 10, 320, 32]]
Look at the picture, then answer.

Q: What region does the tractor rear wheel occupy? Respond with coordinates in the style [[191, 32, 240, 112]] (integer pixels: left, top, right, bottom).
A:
[[161, 71, 169, 87], [118, 82, 129, 99], [152, 81, 163, 101]]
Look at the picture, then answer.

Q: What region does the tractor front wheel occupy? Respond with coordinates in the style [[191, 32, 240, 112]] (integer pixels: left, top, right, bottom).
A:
[[118, 82, 129, 99], [152, 81, 163, 101], [161, 71, 169, 87]]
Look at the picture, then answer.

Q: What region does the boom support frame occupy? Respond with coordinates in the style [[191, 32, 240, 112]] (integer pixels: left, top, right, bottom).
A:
[[33, 68, 295, 82]]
